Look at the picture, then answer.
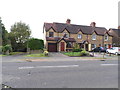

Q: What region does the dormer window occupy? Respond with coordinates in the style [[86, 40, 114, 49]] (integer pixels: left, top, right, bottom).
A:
[[92, 34, 96, 40], [104, 35, 108, 41], [49, 32, 54, 37], [78, 34, 82, 39]]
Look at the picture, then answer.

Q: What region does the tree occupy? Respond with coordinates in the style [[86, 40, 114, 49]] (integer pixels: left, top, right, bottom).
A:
[[28, 38, 44, 50], [0, 17, 9, 46], [9, 21, 31, 51]]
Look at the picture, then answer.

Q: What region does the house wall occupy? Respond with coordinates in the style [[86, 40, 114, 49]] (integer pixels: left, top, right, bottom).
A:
[[45, 27, 113, 52], [70, 31, 87, 43], [46, 28, 58, 37], [104, 36, 112, 45], [58, 29, 69, 37], [87, 33, 102, 47]]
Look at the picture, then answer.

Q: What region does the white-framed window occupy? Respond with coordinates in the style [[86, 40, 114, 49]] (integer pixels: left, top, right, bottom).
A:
[[92, 34, 96, 40], [104, 35, 108, 41], [78, 34, 82, 39]]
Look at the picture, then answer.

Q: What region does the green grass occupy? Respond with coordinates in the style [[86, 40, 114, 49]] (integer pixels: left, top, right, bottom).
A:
[[63, 52, 80, 56], [0, 54, 7, 56], [63, 51, 89, 56], [25, 53, 48, 57], [10, 52, 24, 55]]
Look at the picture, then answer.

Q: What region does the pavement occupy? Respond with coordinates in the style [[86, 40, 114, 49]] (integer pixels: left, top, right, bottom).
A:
[[2, 52, 118, 62]]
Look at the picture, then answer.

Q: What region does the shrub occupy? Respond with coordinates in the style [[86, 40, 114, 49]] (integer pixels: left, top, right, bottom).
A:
[[79, 50, 89, 56], [2, 45, 12, 54], [28, 38, 44, 50], [72, 48, 82, 52], [0, 46, 2, 54]]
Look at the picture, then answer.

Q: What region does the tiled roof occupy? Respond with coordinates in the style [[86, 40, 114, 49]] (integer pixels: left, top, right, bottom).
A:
[[108, 29, 120, 37], [44, 22, 107, 36]]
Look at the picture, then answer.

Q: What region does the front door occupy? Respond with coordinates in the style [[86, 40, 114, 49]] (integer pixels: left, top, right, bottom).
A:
[[85, 44, 88, 51], [61, 42, 65, 51]]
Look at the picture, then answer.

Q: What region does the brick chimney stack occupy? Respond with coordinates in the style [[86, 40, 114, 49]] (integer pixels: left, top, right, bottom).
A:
[[66, 19, 71, 24], [90, 22, 96, 27]]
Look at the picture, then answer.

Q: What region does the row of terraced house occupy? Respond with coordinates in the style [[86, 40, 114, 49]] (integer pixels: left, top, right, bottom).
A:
[[43, 19, 120, 52]]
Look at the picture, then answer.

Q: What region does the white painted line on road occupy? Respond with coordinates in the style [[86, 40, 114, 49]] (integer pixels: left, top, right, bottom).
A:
[[36, 65, 79, 68], [18, 65, 79, 70], [101, 64, 118, 66], [19, 66, 34, 69]]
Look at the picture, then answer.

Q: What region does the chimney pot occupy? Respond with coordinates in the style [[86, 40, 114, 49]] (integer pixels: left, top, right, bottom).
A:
[[66, 19, 71, 24], [90, 22, 96, 27]]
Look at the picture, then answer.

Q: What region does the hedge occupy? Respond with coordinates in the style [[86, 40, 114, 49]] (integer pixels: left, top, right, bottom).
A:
[[28, 38, 44, 50]]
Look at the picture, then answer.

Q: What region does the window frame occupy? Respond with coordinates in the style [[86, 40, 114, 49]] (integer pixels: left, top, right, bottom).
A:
[[49, 32, 54, 37], [92, 34, 96, 40], [104, 35, 108, 41], [78, 34, 82, 39]]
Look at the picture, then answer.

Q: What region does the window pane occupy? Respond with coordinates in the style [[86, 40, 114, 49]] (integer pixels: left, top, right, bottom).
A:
[[49, 32, 53, 37]]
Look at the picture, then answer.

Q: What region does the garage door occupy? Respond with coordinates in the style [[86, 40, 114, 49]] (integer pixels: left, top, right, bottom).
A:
[[48, 43, 57, 52]]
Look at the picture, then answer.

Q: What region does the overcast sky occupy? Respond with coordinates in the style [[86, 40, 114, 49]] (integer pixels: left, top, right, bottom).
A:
[[0, 0, 119, 39]]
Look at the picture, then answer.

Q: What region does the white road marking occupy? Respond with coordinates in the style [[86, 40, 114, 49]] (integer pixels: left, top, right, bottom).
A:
[[19, 66, 34, 69], [18, 65, 79, 69], [101, 64, 118, 66]]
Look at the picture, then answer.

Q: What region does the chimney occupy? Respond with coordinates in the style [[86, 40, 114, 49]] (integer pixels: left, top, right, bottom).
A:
[[66, 19, 71, 24], [90, 22, 96, 27]]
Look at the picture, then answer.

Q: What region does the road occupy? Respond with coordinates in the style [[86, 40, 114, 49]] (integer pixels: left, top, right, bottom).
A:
[[2, 55, 118, 88]]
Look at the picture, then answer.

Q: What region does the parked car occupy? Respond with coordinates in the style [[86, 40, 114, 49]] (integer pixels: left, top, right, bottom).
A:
[[106, 47, 120, 55], [92, 47, 107, 52]]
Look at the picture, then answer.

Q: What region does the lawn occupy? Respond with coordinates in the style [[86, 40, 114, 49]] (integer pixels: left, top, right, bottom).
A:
[[0, 54, 7, 56], [25, 53, 48, 57]]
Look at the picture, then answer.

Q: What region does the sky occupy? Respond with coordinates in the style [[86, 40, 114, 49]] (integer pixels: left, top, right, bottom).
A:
[[0, 0, 119, 39]]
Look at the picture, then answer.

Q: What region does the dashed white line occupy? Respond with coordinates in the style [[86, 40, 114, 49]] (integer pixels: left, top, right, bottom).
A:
[[101, 64, 118, 66], [18, 65, 79, 69]]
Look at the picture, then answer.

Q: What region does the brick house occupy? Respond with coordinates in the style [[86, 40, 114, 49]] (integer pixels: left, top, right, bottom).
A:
[[108, 28, 120, 47], [43, 19, 112, 52]]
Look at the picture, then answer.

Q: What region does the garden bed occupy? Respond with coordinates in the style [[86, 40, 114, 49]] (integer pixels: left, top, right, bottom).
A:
[[63, 51, 92, 57]]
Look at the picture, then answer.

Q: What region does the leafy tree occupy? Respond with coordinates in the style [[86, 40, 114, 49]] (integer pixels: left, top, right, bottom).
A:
[[28, 38, 44, 50], [9, 21, 31, 51], [0, 18, 9, 46]]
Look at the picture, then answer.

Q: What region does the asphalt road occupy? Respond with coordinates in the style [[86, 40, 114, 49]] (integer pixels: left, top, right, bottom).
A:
[[2, 55, 118, 88]]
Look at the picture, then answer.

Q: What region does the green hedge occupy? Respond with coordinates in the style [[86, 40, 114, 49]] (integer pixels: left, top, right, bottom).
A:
[[28, 38, 44, 50]]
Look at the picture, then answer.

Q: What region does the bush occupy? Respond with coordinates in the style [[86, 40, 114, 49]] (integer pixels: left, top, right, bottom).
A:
[[0, 46, 2, 54], [2, 45, 12, 54], [79, 50, 89, 56], [28, 38, 44, 50], [72, 48, 82, 52]]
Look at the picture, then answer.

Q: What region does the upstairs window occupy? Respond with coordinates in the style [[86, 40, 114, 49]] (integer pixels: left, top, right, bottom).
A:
[[63, 32, 69, 38], [104, 35, 108, 41], [92, 34, 96, 40], [49, 32, 54, 37], [78, 34, 82, 39]]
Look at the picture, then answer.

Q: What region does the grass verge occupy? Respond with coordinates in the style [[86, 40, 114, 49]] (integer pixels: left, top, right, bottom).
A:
[[25, 53, 48, 57]]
